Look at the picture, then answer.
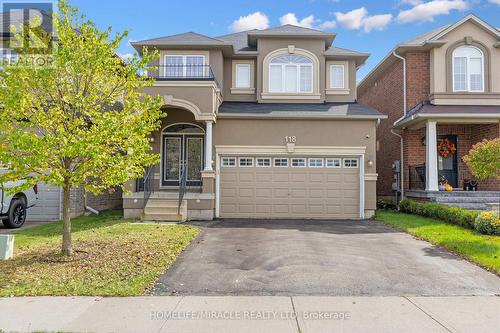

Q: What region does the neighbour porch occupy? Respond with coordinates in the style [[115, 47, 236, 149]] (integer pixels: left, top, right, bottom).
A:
[[394, 103, 499, 209]]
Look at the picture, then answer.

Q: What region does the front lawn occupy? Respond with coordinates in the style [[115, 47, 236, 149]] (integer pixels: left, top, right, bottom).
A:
[[375, 210, 500, 275], [0, 211, 199, 296]]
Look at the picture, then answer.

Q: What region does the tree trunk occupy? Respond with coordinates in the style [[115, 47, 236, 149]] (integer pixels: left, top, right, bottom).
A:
[[61, 181, 73, 256]]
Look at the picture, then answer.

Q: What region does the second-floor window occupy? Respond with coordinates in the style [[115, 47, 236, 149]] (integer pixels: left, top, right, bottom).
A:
[[235, 64, 251, 88], [269, 55, 312, 93], [164, 55, 205, 78], [330, 64, 345, 89], [452, 46, 484, 92]]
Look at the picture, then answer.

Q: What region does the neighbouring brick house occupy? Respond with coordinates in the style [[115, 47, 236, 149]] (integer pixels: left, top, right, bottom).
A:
[[359, 14, 499, 207]]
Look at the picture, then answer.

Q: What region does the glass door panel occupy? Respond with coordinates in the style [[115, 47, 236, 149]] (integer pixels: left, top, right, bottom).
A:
[[186, 137, 203, 185], [163, 136, 181, 185]]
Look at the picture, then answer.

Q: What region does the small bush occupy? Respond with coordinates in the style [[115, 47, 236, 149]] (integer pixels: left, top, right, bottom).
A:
[[399, 199, 479, 230], [474, 211, 500, 235], [377, 199, 397, 210]]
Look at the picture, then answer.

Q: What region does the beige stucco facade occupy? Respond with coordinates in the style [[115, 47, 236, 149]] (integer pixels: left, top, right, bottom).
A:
[[124, 25, 382, 221]]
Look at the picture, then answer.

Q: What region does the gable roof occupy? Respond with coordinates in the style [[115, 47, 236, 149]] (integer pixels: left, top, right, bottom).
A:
[[324, 46, 370, 67], [131, 32, 227, 46], [246, 24, 335, 46], [358, 13, 500, 91], [216, 30, 258, 53]]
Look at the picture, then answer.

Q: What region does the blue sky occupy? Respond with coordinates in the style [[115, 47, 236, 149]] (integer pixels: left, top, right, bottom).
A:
[[70, 0, 500, 80]]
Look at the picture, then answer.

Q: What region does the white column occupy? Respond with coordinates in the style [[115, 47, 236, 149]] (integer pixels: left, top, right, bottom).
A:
[[204, 121, 213, 171], [425, 120, 439, 191]]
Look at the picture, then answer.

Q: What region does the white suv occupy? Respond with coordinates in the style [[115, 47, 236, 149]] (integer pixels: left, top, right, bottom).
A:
[[0, 170, 38, 228]]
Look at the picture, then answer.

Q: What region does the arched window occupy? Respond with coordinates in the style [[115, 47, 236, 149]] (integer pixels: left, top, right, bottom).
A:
[[452, 46, 484, 92], [269, 54, 313, 93]]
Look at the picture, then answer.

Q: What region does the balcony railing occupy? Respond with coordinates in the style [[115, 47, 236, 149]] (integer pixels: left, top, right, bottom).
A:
[[145, 64, 216, 81]]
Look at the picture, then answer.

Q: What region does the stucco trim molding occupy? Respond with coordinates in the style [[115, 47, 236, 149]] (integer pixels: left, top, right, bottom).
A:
[[365, 173, 378, 181], [163, 96, 215, 122], [445, 39, 491, 93], [261, 47, 321, 99], [215, 145, 366, 156]]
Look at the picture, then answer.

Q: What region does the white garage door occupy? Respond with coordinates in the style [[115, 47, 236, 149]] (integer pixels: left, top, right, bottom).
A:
[[219, 156, 360, 219], [27, 183, 61, 221]]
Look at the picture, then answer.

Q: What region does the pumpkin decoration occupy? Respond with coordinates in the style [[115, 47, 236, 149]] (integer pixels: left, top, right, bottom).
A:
[[438, 138, 456, 158]]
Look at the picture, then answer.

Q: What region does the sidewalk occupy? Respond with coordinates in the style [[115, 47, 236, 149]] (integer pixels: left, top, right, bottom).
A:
[[0, 296, 498, 333]]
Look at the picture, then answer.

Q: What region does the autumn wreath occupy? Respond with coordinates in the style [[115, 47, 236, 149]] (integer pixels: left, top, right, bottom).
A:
[[438, 138, 456, 158]]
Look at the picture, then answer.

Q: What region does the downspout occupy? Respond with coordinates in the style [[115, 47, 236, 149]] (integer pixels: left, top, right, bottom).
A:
[[392, 50, 407, 202]]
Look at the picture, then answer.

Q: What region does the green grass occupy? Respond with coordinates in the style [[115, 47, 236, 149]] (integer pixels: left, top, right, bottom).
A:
[[375, 210, 500, 275], [0, 210, 199, 296]]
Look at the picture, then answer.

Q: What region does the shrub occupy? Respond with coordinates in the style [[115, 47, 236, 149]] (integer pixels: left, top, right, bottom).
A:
[[474, 211, 500, 235], [377, 199, 397, 210], [399, 199, 479, 230]]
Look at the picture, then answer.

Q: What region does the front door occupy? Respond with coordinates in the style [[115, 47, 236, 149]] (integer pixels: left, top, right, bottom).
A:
[[437, 135, 458, 188], [162, 125, 204, 187]]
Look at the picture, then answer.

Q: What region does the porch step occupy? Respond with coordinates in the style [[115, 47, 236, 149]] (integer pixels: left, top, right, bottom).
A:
[[434, 196, 498, 204], [142, 198, 187, 222], [407, 190, 500, 211]]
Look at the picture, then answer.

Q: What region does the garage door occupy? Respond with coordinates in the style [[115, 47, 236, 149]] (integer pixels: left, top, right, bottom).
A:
[[27, 183, 61, 221], [219, 156, 360, 219]]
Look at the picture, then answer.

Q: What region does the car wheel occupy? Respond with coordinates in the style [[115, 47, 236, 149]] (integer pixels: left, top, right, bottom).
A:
[[4, 199, 27, 228]]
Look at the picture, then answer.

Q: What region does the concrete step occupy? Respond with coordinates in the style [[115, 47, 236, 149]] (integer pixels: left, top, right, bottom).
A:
[[429, 191, 500, 198], [143, 213, 185, 222], [434, 197, 499, 204], [439, 202, 490, 210], [144, 206, 183, 215], [146, 200, 184, 208]]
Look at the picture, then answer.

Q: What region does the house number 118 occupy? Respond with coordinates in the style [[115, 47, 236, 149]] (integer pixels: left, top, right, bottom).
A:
[[285, 136, 297, 143]]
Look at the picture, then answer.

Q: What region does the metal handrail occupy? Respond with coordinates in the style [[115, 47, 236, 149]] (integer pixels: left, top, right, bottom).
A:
[[147, 64, 214, 79], [178, 164, 187, 215], [143, 164, 154, 208], [409, 163, 426, 190]]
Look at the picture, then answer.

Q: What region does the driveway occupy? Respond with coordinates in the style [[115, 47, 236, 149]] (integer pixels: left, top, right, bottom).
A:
[[0, 220, 50, 234], [152, 219, 500, 296]]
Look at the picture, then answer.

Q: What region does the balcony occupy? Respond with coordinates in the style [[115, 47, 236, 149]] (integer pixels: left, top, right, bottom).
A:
[[146, 64, 217, 82]]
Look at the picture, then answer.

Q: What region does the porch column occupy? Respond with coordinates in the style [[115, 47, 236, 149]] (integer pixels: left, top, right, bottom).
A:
[[425, 120, 439, 191], [204, 121, 213, 171]]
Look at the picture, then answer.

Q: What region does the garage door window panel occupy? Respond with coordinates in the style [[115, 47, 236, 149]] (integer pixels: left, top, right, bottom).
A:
[[308, 158, 324, 168], [256, 158, 271, 167], [326, 158, 341, 168], [291, 158, 306, 168], [222, 157, 236, 167], [274, 158, 289, 167], [239, 157, 254, 167], [343, 158, 359, 168]]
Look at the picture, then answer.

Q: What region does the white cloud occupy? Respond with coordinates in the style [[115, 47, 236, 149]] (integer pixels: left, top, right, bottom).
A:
[[279, 13, 336, 30], [400, 0, 423, 5], [488, 0, 500, 5], [362, 14, 393, 32], [334, 7, 392, 32], [229, 12, 270, 32], [280, 13, 316, 28], [397, 0, 469, 23]]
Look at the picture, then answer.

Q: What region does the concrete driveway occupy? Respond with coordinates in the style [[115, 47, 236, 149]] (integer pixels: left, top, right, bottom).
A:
[[0, 220, 49, 234], [152, 219, 500, 296]]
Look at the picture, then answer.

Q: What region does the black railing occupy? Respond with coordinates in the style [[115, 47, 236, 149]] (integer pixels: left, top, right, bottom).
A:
[[409, 164, 426, 190], [178, 164, 187, 215], [143, 164, 155, 208], [146, 64, 216, 80]]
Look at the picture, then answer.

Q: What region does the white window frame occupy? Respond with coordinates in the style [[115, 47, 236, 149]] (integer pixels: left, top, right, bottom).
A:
[[330, 64, 345, 89], [291, 158, 306, 168], [273, 158, 289, 167], [325, 158, 341, 168], [164, 55, 205, 78], [343, 158, 359, 168], [235, 63, 251, 88], [221, 157, 236, 167], [256, 157, 271, 167], [238, 157, 254, 167], [308, 158, 324, 168], [452, 46, 484, 93], [268, 56, 313, 93]]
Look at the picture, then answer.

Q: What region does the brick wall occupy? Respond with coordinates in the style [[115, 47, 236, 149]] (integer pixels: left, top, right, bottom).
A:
[[358, 51, 430, 196], [403, 124, 500, 191], [70, 186, 123, 217]]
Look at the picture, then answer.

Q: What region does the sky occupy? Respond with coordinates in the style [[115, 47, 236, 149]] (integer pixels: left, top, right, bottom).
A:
[[69, 0, 500, 80]]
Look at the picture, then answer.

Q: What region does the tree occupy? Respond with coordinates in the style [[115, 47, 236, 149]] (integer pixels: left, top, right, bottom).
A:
[[463, 138, 500, 180], [0, 0, 164, 255]]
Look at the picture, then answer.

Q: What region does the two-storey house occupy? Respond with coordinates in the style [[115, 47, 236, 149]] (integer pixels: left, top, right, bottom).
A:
[[123, 25, 386, 221], [359, 14, 500, 209]]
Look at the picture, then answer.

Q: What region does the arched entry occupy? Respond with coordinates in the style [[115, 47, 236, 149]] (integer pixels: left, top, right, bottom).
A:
[[161, 123, 204, 187]]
